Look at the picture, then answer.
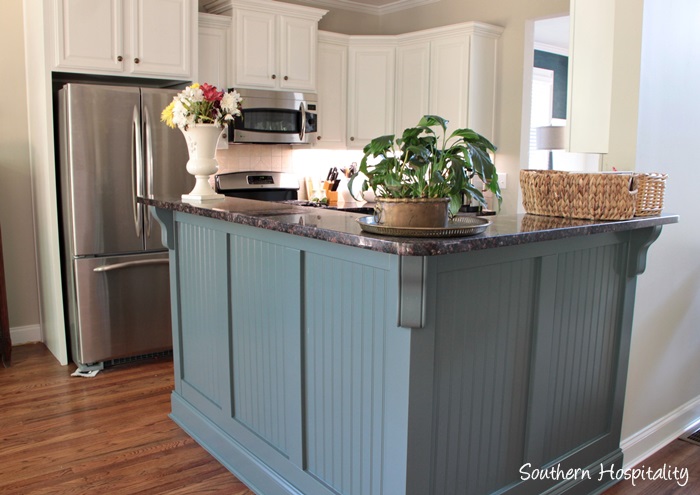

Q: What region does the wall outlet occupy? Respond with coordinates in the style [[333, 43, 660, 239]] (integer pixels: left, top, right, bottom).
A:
[[497, 173, 507, 189]]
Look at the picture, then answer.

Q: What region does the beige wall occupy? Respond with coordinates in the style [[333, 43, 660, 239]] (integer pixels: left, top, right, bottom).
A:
[[0, 0, 40, 330], [280, 0, 382, 34], [620, 0, 700, 464]]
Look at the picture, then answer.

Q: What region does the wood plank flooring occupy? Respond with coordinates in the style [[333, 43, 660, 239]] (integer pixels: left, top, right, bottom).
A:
[[1, 343, 698, 494], [0, 344, 252, 495], [602, 438, 700, 495]]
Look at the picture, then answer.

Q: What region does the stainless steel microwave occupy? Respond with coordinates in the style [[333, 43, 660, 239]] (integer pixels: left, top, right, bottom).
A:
[[228, 88, 317, 144]]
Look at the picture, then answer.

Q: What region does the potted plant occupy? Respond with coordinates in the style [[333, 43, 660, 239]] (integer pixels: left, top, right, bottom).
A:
[[349, 115, 501, 228]]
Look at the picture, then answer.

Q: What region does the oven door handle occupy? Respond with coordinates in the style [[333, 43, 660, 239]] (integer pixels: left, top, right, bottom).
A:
[[299, 102, 306, 142]]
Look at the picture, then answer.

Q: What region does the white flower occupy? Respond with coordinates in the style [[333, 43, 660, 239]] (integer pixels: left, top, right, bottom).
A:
[[171, 100, 188, 128], [161, 83, 242, 130], [181, 85, 204, 103], [221, 90, 242, 117]]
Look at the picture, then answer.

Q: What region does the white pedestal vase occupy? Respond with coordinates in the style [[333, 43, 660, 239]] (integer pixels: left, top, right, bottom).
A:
[[180, 123, 225, 201]]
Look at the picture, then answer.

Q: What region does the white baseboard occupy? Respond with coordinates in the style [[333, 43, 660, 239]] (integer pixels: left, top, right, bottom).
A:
[[10, 324, 42, 345], [620, 395, 700, 469]]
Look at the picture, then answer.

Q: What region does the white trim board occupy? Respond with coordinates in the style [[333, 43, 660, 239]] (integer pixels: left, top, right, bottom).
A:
[[10, 324, 42, 346], [620, 395, 700, 469]]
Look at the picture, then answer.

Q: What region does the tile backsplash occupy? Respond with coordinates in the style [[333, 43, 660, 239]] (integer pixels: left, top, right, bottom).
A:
[[215, 144, 293, 174], [213, 145, 363, 200]]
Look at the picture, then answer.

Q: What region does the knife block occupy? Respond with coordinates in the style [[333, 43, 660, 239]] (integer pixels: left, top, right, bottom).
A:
[[323, 181, 338, 204]]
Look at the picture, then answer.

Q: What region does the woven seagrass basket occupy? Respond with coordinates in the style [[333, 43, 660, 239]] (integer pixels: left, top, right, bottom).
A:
[[520, 170, 639, 221], [634, 172, 667, 217]]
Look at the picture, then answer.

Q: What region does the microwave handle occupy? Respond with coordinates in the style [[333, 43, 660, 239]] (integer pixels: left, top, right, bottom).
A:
[[299, 102, 306, 142]]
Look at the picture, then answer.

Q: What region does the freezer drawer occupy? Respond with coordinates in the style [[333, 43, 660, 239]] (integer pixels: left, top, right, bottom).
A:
[[70, 253, 172, 368]]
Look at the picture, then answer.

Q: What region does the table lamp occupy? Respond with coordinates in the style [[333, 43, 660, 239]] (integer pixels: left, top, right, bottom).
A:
[[536, 125, 566, 170]]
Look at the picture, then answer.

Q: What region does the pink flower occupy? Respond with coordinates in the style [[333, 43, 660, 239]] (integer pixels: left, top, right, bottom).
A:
[[200, 83, 223, 103]]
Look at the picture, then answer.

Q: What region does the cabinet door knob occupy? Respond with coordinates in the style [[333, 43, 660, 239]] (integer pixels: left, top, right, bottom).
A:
[[271, 74, 276, 80], [317, 136, 321, 140], [134, 57, 140, 64], [117, 55, 123, 62], [284, 76, 289, 81], [350, 137, 355, 141]]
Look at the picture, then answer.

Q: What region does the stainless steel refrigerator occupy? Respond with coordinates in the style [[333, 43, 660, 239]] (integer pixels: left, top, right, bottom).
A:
[[58, 83, 192, 371]]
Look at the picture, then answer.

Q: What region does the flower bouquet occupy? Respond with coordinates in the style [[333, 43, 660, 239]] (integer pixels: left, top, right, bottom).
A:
[[162, 83, 243, 201], [161, 83, 242, 130]]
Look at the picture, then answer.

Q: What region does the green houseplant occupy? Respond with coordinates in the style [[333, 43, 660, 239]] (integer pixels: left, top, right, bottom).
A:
[[349, 115, 501, 227]]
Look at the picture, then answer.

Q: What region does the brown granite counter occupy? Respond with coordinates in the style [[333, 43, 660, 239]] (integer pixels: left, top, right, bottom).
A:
[[139, 195, 679, 256]]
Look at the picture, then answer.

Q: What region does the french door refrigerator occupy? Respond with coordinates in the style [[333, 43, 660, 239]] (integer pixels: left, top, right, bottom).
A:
[[58, 83, 192, 371]]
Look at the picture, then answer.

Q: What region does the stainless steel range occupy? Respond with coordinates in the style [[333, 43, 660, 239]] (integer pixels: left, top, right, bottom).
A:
[[215, 171, 300, 201], [215, 171, 377, 215]]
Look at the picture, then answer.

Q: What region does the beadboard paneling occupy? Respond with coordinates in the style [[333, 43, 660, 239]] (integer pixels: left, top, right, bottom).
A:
[[304, 252, 390, 495], [229, 235, 299, 457], [431, 258, 537, 495], [540, 243, 625, 462], [177, 220, 230, 416]]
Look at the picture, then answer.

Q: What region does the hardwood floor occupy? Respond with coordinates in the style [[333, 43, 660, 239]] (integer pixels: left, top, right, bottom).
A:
[[1, 343, 698, 495], [602, 438, 700, 495], [0, 344, 252, 495]]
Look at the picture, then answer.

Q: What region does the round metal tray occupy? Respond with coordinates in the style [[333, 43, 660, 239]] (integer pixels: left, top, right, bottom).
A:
[[357, 216, 491, 238]]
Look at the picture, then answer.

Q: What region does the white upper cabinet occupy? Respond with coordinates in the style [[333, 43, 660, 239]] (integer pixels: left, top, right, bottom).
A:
[[279, 16, 318, 91], [233, 9, 276, 88], [395, 41, 431, 133], [230, 0, 326, 91], [347, 39, 396, 149], [395, 23, 503, 141], [198, 13, 231, 89], [129, 0, 193, 78], [54, 0, 125, 72], [53, 0, 195, 79], [429, 33, 471, 136], [316, 32, 349, 149]]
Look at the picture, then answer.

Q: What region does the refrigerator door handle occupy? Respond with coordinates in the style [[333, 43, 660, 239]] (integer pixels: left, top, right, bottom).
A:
[[132, 105, 143, 238], [143, 106, 154, 238], [93, 259, 169, 273]]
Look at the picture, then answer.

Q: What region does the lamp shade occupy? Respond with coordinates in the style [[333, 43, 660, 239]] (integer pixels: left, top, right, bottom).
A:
[[536, 125, 567, 150]]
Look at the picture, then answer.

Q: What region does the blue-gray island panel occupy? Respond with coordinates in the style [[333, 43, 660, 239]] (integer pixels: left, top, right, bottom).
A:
[[146, 198, 676, 495]]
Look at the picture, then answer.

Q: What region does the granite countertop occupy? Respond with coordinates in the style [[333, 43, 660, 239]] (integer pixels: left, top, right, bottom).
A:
[[139, 196, 679, 257]]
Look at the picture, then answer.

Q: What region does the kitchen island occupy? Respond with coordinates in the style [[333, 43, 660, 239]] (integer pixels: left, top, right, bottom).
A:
[[142, 195, 677, 495]]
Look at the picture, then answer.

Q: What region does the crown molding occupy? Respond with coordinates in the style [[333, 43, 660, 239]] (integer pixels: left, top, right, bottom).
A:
[[534, 41, 569, 57], [204, 0, 327, 19], [208, 0, 441, 16]]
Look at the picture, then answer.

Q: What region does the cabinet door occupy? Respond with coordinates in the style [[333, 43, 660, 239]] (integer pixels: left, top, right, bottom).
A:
[[395, 41, 430, 133], [429, 34, 471, 138], [347, 44, 396, 149], [234, 9, 277, 88], [129, 0, 193, 78], [54, 0, 125, 72], [316, 40, 347, 148], [278, 16, 317, 91], [566, 0, 615, 153], [198, 14, 230, 89]]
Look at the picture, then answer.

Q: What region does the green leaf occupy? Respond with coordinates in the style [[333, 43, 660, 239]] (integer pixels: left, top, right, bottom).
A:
[[448, 193, 462, 217], [419, 115, 448, 133]]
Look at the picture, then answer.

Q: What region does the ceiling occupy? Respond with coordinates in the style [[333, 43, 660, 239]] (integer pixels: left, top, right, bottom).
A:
[[199, 0, 439, 16], [534, 16, 570, 54]]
